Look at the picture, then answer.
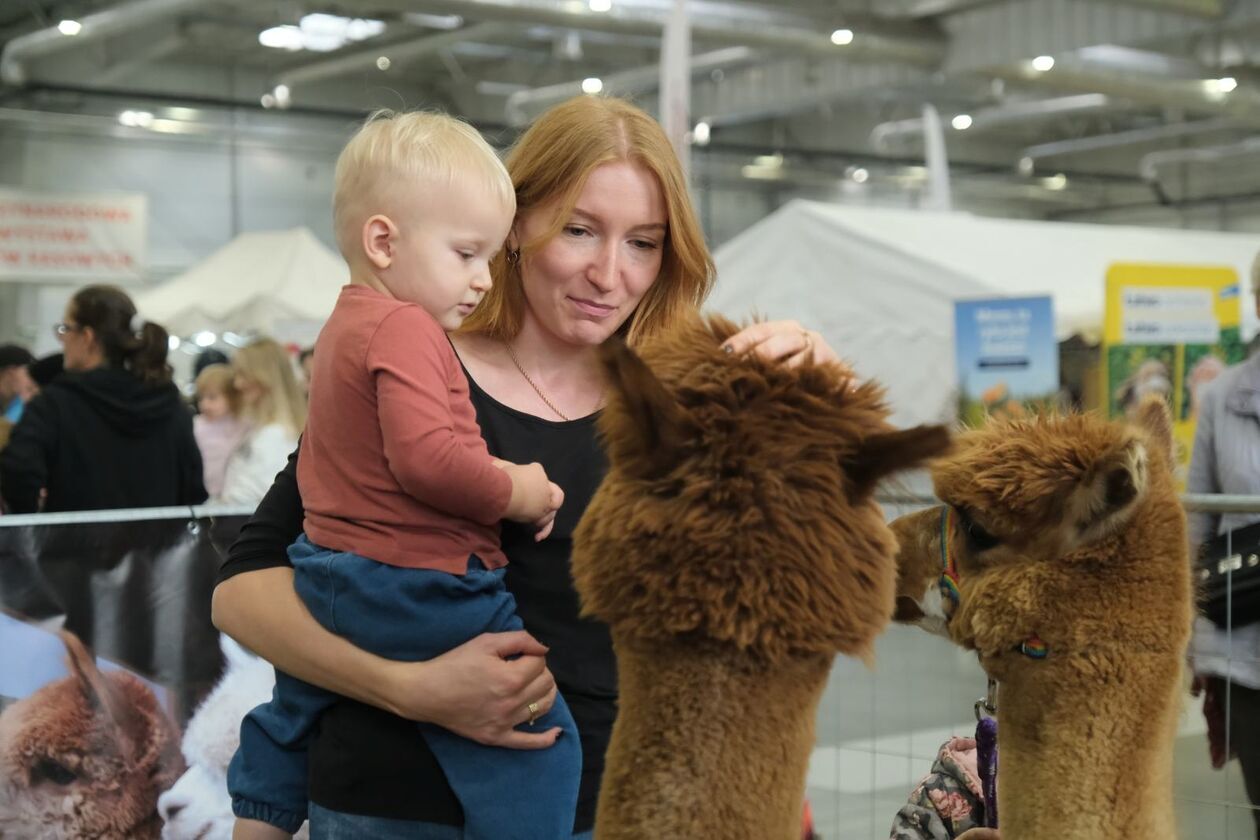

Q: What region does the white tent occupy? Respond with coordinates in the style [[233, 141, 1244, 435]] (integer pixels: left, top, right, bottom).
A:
[[709, 200, 1260, 427], [134, 227, 347, 339]]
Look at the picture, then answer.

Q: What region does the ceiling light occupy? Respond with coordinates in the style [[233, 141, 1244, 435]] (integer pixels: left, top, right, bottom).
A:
[[260, 93, 277, 108], [118, 110, 154, 128], [581, 77, 603, 94], [193, 331, 217, 348], [1043, 173, 1068, 191], [951, 113, 974, 130], [259, 26, 303, 50], [1018, 156, 1035, 176], [1215, 76, 1238, 93], [754, 152, 783, 168], [851, 167, 870, 183], [259, 14, 385, 53], [589, 0, 613, 10], [741, 164, 784, 181], [167, 336, 181, 351], [1032, 55, 1055, 72], [273, 84, 291, 105], [376, 56, 391, 71], [57, 19, 82, 36], [830, 28, 854, 46], [692, 121, 711, 146]]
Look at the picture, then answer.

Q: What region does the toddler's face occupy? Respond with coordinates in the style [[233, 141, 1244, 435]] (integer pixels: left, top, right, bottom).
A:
[[199, 389, 229, 420], [383, 183, 513, 331]]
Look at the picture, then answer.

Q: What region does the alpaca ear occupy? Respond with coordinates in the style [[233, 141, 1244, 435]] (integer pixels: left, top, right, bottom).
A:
[[599, 338, 688, 479], [1134, 393, 1174, 461], [846, 425, 952, 499], [1074, 437, 1149, 534], [60, 631, 130, 739]]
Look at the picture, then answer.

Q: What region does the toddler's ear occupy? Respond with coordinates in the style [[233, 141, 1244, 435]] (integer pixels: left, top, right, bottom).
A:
[[363, 215, 398, 270]]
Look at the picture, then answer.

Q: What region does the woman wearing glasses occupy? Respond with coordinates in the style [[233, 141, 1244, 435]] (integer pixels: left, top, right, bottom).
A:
[[0, 284, 207, 513]]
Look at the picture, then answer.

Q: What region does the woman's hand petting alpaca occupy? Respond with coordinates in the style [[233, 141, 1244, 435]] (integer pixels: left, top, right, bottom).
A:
[[721, 320, 849, 372], [384, 630, 563, 749]]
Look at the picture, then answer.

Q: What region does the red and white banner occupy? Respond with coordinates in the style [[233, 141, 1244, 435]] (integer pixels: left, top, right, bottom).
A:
[[0, 188, 147, 282]]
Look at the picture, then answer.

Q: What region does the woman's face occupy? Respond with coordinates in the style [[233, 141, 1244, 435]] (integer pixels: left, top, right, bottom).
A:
[[233, 371, 263, 407], [58, 305, 99, 372], [515, 161, 667, 347]]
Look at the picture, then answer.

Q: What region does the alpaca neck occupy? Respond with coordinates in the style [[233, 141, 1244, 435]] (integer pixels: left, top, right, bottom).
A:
[[596, 635, 832, 840], [997, 654, 1181, 840]]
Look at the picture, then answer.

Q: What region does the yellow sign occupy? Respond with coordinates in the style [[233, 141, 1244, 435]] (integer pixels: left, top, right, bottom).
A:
[[1103, 263, 1243, 486]]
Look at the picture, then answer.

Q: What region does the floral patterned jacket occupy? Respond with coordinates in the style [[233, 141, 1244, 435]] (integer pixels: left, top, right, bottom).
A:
[[889, 737, 985, 840]]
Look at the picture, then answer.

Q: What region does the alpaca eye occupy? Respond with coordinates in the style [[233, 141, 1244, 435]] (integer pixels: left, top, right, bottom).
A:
[[32, 758, 77, 786], [966, 521, 1001, 552], [956, 508, 1001, 552]]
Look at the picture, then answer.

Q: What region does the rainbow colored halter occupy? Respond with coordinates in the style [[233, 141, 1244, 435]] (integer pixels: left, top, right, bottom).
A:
[[938, 506, 962, 619]]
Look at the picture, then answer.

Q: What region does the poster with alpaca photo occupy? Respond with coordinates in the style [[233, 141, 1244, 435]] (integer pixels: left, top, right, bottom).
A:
[[0, 510, 289, 839], [0, 615, 184, 840]]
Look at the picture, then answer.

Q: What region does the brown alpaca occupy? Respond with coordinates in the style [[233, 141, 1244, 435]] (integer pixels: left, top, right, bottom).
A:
[[0, 631, 185, 839], [890, 397, 1192, 840], [571, 313, 950, 840]]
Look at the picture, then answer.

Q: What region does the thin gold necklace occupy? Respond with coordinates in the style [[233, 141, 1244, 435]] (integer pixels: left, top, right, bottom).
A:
[[504, 339, 574, 422]]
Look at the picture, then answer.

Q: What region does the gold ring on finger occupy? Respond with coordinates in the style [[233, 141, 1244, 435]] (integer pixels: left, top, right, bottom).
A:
[[527, 701, 540, 725]]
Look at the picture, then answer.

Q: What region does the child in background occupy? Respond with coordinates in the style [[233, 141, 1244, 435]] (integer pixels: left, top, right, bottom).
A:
[[227, 110, 579, 840], [193, 364, 248, 499]]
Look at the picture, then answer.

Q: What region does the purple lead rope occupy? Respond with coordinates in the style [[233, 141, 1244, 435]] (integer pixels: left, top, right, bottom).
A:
[[974, 715, 999, 829]]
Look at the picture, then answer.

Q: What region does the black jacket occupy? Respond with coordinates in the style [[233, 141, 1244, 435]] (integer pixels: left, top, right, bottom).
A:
[[0, 367, 207, 513]]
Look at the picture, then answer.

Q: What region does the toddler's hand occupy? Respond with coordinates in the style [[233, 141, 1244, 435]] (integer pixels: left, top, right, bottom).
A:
[[533, 481, 565, 541]]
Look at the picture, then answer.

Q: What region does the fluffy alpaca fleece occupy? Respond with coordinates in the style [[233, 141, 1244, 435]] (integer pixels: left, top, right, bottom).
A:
[[571, 313, 950, 840], [0, 631, 185, 839], [158, 634, 308, 840], [890, 397, 1192, 840]]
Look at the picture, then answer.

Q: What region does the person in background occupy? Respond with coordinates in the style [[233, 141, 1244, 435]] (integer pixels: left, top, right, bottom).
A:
[[218, 338, 306, 505], [0, 285, 206, 513], [28, 352, 63, 390], [0, 344, 36, 423], [1187, 258, 1260, 840], [194, 363, 249, 499], [194, 347, 231, 381], [297, 346, 314, 395]]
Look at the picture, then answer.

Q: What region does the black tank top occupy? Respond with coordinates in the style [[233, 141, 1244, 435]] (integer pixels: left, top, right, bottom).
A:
[[308, 372, 615, 831]]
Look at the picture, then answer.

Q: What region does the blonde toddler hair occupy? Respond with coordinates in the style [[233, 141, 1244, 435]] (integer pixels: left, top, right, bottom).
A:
[[333, 109, 515, 262], [195, 363, 240, 414]]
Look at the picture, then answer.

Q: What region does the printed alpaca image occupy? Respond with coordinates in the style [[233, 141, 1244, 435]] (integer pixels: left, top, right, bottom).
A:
[[571, 313, 950, 840], [890, 396, 1192, 840], [0, 630, 185, 840], [158, 634, 308, 840]]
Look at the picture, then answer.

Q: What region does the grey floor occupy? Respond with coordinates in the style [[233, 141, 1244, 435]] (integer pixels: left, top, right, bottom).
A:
[[805, 623, 1260, 839]]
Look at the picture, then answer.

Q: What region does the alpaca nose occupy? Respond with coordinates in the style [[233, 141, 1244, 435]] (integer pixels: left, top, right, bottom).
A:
[[157, 790, 186, 822]]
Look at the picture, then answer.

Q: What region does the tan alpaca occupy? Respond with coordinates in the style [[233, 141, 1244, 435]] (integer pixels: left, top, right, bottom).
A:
[[571, 313, 950, 840], [0, 630, 185, 839], [890, 397, 1192, 840]]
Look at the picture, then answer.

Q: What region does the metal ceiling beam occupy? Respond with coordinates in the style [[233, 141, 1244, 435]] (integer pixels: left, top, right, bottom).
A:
[[1139, 136, 1260, 182], [942, 0, 1236, 74], [993, 59, 1260, 124], [871, 93, 1114, 149], [1017, 117, 1238, 172], [691, 56, 931, 128], [1, 0, 214, 86], [274, 23, 512, 90], [505, 46, 756, 126], [358, 0, 946, 66]]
